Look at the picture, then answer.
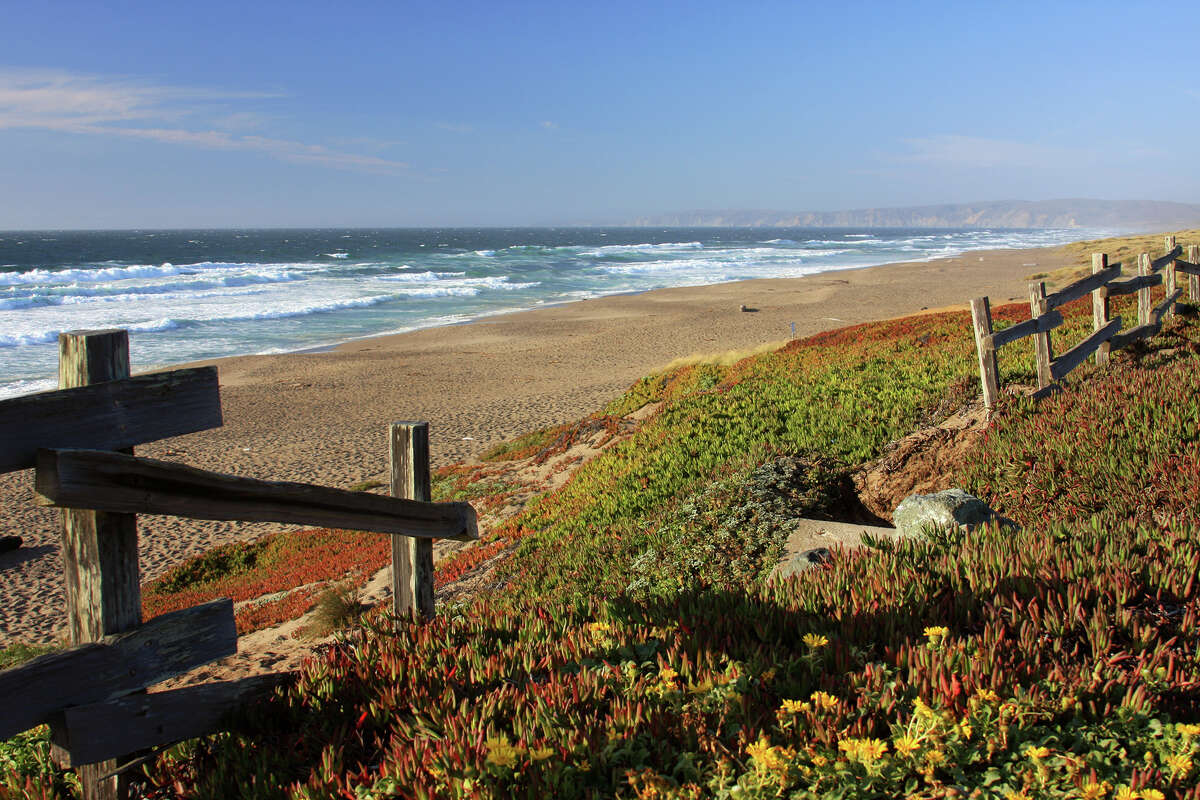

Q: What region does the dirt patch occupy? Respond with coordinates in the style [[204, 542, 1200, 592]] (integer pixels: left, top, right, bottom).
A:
[[851, 402, 991, 521]]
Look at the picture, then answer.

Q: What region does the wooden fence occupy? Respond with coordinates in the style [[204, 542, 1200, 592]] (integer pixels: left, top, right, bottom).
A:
[[970, 236, 1199, 408], [0, 329, 477, 800]]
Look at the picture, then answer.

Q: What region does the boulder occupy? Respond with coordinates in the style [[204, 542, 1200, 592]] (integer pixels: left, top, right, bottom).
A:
[[773, 547, 832, 580], [892, 488, 1012, 539]]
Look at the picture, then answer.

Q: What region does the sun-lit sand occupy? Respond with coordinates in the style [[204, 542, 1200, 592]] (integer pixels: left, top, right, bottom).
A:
[[0, 245, 1072, 645]]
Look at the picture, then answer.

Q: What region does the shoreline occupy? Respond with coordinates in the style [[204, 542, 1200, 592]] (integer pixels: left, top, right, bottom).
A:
[[0, 242, 1076, 644], [182, 249, 1060, 362]]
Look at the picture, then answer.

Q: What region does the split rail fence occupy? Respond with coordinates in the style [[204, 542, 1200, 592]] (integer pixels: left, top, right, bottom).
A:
[[970, 236, 1199, 408], [0, 329, 477, 800]]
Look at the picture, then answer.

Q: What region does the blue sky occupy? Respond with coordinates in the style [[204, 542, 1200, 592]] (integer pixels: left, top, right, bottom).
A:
[[2, 0, 1197, 228]]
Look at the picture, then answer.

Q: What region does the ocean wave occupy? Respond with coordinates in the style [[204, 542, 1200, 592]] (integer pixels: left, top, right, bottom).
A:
[[0, 260, 325, 287], [0, 271, 301, 309], [324, 252, 350, 259], [760, 238, 798, 245], [0, 317, 180, 348], [376, 270, 468, 282], [578, 241, 703, 257]]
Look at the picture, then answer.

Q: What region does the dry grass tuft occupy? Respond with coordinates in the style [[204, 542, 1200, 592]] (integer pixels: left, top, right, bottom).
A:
[[657, 340, 789, 372], [304, 582, 364, 638]]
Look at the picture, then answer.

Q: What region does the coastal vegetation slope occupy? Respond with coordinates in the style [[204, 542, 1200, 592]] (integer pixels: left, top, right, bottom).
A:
[[4, 230, 1200, 799]]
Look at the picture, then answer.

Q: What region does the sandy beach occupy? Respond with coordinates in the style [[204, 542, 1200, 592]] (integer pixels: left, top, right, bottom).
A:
[[0, 245, 1071, 645]]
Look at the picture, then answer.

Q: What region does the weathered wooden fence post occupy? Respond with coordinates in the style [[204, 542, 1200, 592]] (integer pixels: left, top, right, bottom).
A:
[[56, 330, 140, 800], [1190, 244, 1200, 302], [1138, 253, 1152, 326], [1092, 253, 1111, 366], [1165, 236, 1178, 320], [1028, 282, 1053, 390], [390, 421, 435, 621], [969, 297, 1000, 409]]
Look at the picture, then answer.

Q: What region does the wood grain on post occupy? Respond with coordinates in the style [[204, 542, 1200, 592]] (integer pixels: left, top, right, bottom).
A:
[[0, 367, 221, 475], [390, 422, 435, 621], [54, 674, 282, 767], [1028, 282, 1054, 390], [1164, 236, 1178, 320], [1190, 244, 1200, 301], [56, 330, 140, 800], [969, 297, 1000, 409], [0, 599, 236, 742], [1092, 253, 1111, 366], [1138, 253, 1152, 326]]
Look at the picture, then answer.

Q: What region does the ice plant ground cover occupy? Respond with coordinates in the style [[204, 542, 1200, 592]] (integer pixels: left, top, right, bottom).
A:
[[5, 236, 1200, 798]]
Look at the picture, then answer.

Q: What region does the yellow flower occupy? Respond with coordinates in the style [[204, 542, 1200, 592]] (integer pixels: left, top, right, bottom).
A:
[[839, 737, 887, 763], [779, 699, 806, 715], [976, 688, 1000, 704], [811, 754, 828, 767], [1141, 790, 1165, 800], [529, 746, 554, 761], [924, 748, 946, 767], [1081, 781, 1110, 800], [484, 735, 524, 769], [893, 735, 921, 757], [1166, 753, 1193, 776], [587, 621, 613, 640], [757, 745, 797, 774], [659, 665, 679, 683], [803, 633, 829, 649], [913, 697, 936, 719], [1024, 745, 1051, 760], [1178, 723, 1200, 739], [1004, 791, 1031, 800], [746, 736, 773, 763], [924, 626, 949, 641], [958, 719, 973, 740], [810, 691, 839, 711], [1114, 787, 1140, 800]]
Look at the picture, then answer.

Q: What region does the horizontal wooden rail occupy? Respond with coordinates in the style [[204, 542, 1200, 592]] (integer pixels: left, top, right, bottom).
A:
[[0, 600, 235, 740], [1153, 288, 1184, 323], [35, 449, 479, 541], [989, 310, 1064, 348], [1050, 317, 1122, 382], [1151, 245, 1183, 271], [1175, 260, 1200, 277], [1045, 264, 1121, 311], [1110, 322, 1160, 351], [0, 367, 222, 475], [1107, 272, 1162, 297], [52, 675, 286, 767]]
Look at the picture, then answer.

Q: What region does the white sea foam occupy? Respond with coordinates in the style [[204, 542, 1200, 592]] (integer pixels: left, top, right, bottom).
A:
[[376, 270, 468, 282], [578, 241, 703, 257], [324, 252, 350, 259], [0, 260, 324, 287]]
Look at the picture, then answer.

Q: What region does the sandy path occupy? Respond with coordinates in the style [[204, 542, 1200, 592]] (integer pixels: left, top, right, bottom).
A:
[[0, 246, 1066, 644]]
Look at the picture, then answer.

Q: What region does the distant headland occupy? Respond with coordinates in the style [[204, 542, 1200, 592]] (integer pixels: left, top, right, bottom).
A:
[[609, 199, 1200, 230]]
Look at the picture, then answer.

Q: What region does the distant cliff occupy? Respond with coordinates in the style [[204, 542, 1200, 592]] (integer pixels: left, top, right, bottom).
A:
[[622, 199, 1200, 230]]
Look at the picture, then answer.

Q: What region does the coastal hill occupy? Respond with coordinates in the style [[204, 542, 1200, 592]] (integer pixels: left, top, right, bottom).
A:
[[620, 198, 1200, 230]]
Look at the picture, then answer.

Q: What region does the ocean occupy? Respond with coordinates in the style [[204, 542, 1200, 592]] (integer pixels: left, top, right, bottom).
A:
[[0, 226, 1104, 399]]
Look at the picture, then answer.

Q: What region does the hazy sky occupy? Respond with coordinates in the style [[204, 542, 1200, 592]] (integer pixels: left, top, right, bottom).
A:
[[2, 0, 1197, 228]]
